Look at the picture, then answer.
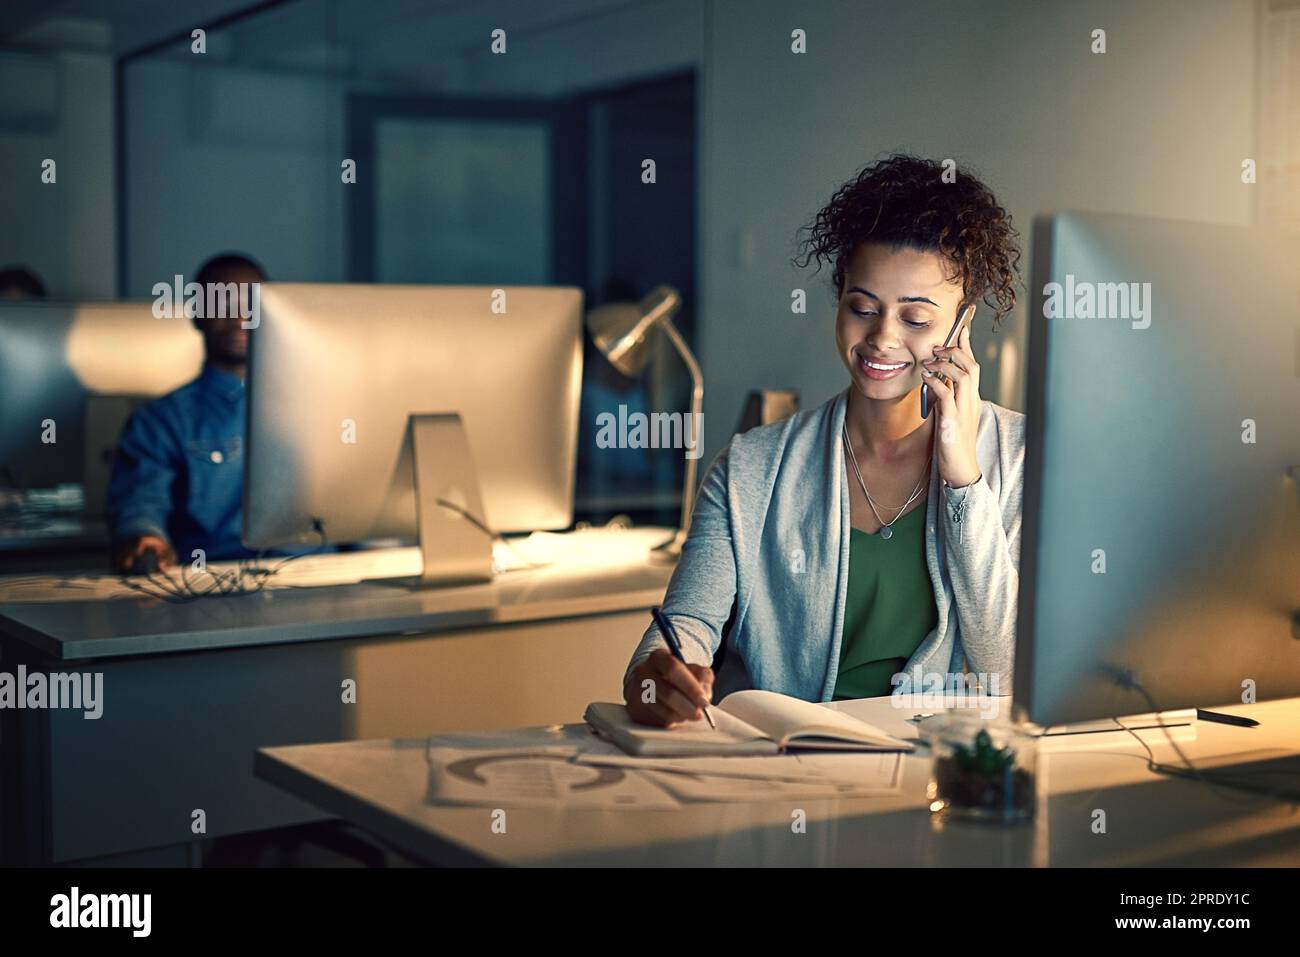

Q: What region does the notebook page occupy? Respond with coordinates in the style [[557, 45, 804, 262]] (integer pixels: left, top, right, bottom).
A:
[[574, 740, 903, 789], [621, 705, 771, 748], [718, 689, 907, 747], [584, 701, 774, 753]]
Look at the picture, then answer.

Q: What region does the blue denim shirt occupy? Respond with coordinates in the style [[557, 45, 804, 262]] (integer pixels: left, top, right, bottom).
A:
[[106, 364, 253, 561]]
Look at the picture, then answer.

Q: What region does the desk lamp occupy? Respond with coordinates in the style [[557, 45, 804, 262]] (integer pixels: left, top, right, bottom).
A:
[[586, 285, 701, 560]]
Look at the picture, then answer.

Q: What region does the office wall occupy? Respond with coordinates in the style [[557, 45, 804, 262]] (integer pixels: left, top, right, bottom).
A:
[[123, 58, 347, 293], [695, 0, 1258, 469], [121, 0, 703, 295], [0, 49, 115, 299], [439, 0, 702, 97]]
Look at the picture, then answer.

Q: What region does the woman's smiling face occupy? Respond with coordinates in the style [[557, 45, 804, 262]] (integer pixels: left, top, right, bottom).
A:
[[836, 242, 967, 400]]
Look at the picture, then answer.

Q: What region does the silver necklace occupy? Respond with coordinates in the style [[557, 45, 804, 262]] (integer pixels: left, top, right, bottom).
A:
[[841, 421, 931, 540]]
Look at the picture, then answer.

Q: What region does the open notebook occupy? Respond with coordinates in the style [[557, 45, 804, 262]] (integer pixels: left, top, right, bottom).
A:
[[584, 689, 915, 757]]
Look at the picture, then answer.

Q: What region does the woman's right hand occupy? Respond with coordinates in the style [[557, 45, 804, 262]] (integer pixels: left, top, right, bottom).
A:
[[623, 648, 715, 727]]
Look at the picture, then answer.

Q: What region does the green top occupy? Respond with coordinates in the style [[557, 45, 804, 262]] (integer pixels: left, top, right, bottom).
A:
[[832, 503, 938, 700]]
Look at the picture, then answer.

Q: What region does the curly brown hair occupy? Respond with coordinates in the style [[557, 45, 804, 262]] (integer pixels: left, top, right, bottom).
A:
[[793, 154, 1022, 328]]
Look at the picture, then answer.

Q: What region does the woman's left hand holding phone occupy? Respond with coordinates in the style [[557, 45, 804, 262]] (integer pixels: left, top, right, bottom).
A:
[[921, 323, 983, 488]]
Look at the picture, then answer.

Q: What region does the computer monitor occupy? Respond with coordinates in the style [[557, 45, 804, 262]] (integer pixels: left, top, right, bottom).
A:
[[1015, 211, 1300, 728], [243, 283, 583, 583], [0, 301, 204, 494]]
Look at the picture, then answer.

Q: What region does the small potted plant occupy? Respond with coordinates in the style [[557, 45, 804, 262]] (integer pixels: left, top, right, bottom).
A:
[[925, 718, 1037, 823]]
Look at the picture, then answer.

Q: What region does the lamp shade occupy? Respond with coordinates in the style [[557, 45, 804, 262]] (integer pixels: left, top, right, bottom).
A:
[[585, 285, 682, 376]]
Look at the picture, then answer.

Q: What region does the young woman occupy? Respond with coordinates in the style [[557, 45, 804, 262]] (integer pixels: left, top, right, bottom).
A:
[[622, 154, 1025, 727]]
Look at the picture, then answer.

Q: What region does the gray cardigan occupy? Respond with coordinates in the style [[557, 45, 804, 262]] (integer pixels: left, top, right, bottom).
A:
[[624, 388, 1026, 702]]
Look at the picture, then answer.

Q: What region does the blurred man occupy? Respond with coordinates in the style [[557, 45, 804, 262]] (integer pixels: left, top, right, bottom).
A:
[[0, 265, 47, 300], [107, 254, 264, 573]]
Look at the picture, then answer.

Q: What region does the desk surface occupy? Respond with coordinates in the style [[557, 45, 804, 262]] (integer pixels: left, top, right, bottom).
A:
[[255, 695, 1300, 867], [0, 529, 675, 661]]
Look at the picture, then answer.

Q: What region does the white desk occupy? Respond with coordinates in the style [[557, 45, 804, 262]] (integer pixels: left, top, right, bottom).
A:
[[254, 695, 1300, 866], [0, 531, 675, 865]]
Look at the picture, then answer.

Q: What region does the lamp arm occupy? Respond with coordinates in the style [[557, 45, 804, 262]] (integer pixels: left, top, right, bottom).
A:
[[659, 320, 704, 537]]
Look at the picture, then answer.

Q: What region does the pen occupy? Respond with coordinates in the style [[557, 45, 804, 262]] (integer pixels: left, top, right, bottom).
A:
[[1196, 708, 1258, 728], [650, 605, 716, 728]]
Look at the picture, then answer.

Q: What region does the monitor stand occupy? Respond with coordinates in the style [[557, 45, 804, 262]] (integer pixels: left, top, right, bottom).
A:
[[409, 412, 494, 587]]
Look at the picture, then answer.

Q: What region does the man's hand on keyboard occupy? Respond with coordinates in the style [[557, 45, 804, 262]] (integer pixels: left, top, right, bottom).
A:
[[113, 534, 177, 575]]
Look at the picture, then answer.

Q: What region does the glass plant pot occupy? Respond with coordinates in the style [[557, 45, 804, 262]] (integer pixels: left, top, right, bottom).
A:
[[923, 714, 1038, 824]]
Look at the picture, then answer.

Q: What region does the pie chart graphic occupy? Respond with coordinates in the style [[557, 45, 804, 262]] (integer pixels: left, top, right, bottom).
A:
[[443, 753, 628, 791]]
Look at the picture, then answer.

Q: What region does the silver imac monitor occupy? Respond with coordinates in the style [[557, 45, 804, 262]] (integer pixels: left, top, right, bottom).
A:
[[243, 283, 584, 583], [0, 301, 204, 493], [1015, 211, 1300, 728]]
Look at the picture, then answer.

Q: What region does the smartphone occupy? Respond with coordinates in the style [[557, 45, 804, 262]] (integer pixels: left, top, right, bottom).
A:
[[920, 303, 976, 419]]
